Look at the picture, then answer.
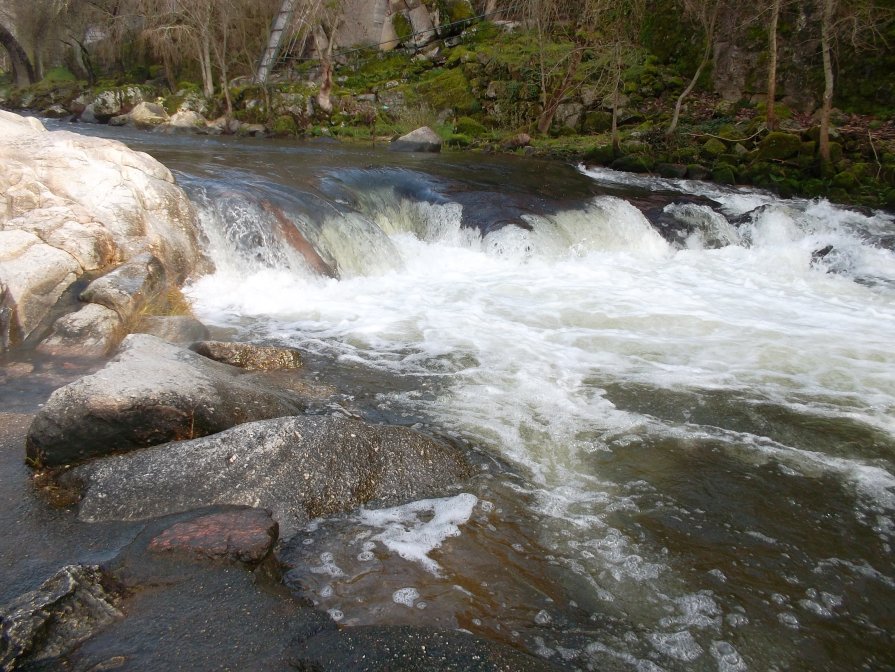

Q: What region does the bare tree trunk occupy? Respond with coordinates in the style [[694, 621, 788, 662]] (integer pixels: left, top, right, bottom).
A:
[[818, 0, 835, 166], [537, 48, 582, 135], [766, 0, 781, 130], [0, 22, 36, 87], [611, 72, 620, 155], [666, 1, 719, 137], [200, 30, 214, 99], [315, 21, 340, 115]]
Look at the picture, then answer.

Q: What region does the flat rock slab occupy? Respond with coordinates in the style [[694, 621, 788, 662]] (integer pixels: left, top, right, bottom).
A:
[[191, 340, 303, 370], [66, 415, 474, 536], [26, 334, 308, 467], [0, 564, 123, 671], [148, 508, 278, 567], [289, 625, 564, 671]]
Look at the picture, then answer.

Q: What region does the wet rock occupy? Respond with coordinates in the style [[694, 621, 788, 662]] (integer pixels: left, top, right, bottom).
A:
[[391, 126, 442, 153], [128, 102, 169, 128], [79, 253, 165, 322], [288, 625, 563, 671], [147, 508, 278, 567], [26, 334, 308, 467], [66, 414, 475, 536], [190, 341, 303, 370], [134, 315, 210, 344], [37, 303, 122, 357], [0, 281, 13, 351], [0, 564, 123, 671]]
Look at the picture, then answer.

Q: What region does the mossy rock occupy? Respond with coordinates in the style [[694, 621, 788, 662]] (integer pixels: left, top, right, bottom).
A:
[[271, 115, 299, 136], [757, 132, 802, 161], [800, 140, 817, 157], [801, 179, 828, 198], [454, 116, 487, 136], [832, 171, 859, 190], [611, 155, 653, 173], [828, 142, 843, 164], [656, 163, 688, 178], [392, 13, 413, 41], [686, 164, 710, 180], [712, 164, 737, 185], [416, 68, 476, 114], [584, 145, 616, 165], [583, 111, 613, 133]]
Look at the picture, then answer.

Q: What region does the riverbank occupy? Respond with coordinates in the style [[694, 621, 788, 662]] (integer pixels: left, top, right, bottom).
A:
[[3, 22, 894, 212]]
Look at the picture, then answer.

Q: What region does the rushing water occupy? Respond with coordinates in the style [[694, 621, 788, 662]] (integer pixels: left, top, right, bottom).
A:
[[39, 123, 895, 670]]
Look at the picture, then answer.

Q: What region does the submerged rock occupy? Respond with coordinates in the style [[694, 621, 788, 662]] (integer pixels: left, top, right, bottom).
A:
[[0, 564, 123, 671], [26, 334, 308, 467], [66, 414, 474, 536], [391, 126, 442, 153], [147, 507, 278, 568], [190, 340, 303, 370], [289, 625, 563, 671]]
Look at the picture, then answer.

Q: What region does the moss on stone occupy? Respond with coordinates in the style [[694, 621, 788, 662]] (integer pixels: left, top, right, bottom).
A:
[[756, 132, 801, 161], [416, 68, 477, 113]]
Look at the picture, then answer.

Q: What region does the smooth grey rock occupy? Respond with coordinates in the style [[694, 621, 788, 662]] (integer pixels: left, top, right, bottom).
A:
[[129, 101, 169, 128], [0, 564, 122, 671], [289, 625, 563, 672], [79, 253, 165, 322], [390, 126, 442, 153], [167, 110, 207, 130], [0, 229, 81, 343], [190, 341, 302, 370], [37, 303, 122, 357], [67, 414, 474, 536], [135, 315, 210, 344], [26, 334, 308, 467]]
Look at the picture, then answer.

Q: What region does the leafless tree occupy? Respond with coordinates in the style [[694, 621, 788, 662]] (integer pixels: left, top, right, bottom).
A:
[[666, 0, 723, 137], [816, 0, 889, 165]]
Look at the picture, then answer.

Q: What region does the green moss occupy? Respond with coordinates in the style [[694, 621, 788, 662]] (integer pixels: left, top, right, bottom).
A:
[[712, 164, 737, 184], [757, 132, 801, 161], [584, 145, 616, 164], [41, 67, 76, 83], [702, 137, 727, 158], [392, 13, 412, 41], [271, 115, 299, 136], [416, 68, 476, 113], [611, 155, 653, 173], [455, 116, 487, 136]]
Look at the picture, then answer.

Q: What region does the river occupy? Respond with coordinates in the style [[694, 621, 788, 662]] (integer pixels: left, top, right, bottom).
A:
[[11, 121, 895, 670]]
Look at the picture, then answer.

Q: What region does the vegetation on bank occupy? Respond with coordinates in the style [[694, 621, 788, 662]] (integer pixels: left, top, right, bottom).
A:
[[2, 2, 895, 210]]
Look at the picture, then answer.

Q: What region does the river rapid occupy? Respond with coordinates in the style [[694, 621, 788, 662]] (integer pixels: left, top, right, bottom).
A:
[[30, 123, 895, 670]]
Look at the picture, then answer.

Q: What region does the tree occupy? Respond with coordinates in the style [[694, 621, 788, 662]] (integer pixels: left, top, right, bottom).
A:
[[665, 0, 722, 137], [816, 0, 890, 165], [765, 0, 782, 130]]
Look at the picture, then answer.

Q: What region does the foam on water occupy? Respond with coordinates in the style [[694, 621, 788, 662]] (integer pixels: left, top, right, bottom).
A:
[[356, 494, 478, 576], [186, 170, 895, 669]]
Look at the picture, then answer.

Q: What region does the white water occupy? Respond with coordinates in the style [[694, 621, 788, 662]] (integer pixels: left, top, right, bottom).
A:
[[186, 172, 895, 669]]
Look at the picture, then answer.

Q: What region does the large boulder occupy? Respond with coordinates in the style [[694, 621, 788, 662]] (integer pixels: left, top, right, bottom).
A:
[[36, 302, 122, 357], [0, 110, 202, 350], [0, 564, 123, 671], [66, 414, 474, 536], [390, 126, 443, 153], [25, 334, 309, 468]]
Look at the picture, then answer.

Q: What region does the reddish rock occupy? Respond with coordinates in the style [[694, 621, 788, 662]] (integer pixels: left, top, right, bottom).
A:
[[148, 508, 277, 566]]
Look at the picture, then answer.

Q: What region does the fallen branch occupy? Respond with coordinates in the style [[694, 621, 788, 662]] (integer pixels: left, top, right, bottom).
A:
[[685, 125, 768, 143]]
